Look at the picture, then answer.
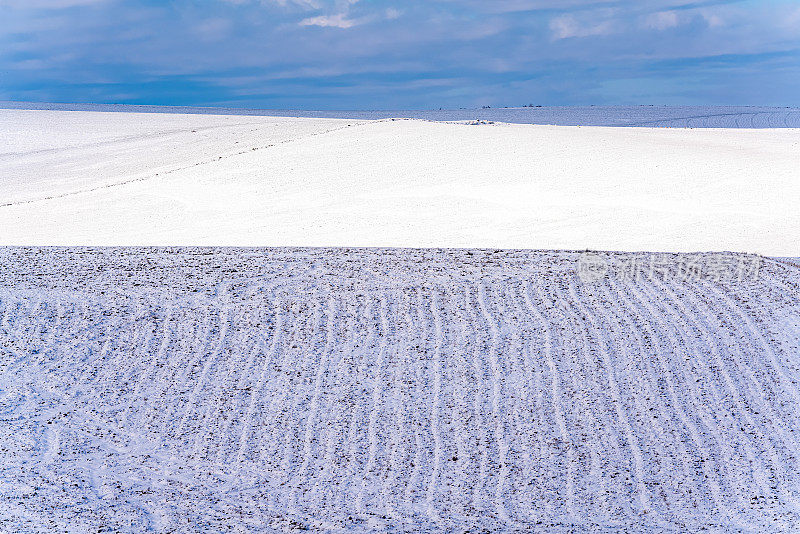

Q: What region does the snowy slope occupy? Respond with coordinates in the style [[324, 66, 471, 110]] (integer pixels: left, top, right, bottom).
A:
[[0, 110, 366, 206], [1, 248, 799, 532], [1, 110, 800, 255]]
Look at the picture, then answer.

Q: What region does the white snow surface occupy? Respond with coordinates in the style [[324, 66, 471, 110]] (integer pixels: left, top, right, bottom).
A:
[[1, 248, 800, 532], [1, 110, 800, 255]]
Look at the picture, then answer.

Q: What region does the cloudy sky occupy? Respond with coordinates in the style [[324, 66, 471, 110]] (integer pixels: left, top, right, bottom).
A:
[[1, 0, 799, 109]]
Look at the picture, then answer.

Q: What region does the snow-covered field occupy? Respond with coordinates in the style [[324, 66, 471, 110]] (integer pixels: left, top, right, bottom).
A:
[[1, 248, 799, 532], [2, 109, 799, 532], [5, 102, 800, 128], [2, 109, 800, 255]]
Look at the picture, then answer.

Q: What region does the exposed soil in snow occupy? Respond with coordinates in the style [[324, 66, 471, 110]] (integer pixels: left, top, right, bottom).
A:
[[1, 247, 799, 532]]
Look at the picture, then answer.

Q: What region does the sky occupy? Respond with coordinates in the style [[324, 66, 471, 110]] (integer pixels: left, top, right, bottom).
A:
[[1, 0, 799, 109]]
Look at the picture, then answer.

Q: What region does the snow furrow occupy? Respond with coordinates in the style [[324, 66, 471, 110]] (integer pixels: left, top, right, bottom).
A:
[[522, 282, 577, 522], [669, 277, 797, 500], [568, 278, 655, 521], [476, 282, 514, 525], [2, 248, 798, 532], [648, 277, 770, 509], [630, 276, 758, 529], [612, 274, 735, 525]]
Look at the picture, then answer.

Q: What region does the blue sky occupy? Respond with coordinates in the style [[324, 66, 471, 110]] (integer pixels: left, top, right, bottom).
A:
[[1, 0, 799, 109]]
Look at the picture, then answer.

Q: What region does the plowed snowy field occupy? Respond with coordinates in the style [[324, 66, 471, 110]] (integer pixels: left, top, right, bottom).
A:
[[2, 248, 799, 532]]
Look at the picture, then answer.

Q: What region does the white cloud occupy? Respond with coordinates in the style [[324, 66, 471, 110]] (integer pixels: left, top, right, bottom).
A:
[[299, 13, 359, 28], [222, 0, 364, 9], [788, 7, 800, 30], [702, 12, 724, 28], [274, 0, 322, 8], [219, 0, 322, 8], [194, 18, 233, 42], [298, 3, 397, 29], [644, 10, 679, 31], [0, 0, 105, 7], [549, 14, 615, 39]]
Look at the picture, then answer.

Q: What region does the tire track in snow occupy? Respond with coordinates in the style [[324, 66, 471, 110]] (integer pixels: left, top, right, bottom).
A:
[[705, 277, 800, 459], [236, 297, 284, 467], [507, 282, 552, 524], [664, 277, 791, 505], [135, 304, 172, 416], [477, 282, 515, 526], [496, 282, 536, 525], [522, 282, 577, 522], [699, 277, 800, 418], [176, 288, 230, 440], [567, 278, 654, 522], [444, 286, 470, 520], [652, 276, 777, 514], [597, 277, 687, 523], [462, 284, 490, 517], [685, 277, 800, 513], [402, 288, 428, 526], [576, 280, 660, 516], [424, 289, 444, 525], [356, 294, 388, 520], [611, 275, 732, 524], [0, 120, 377, 209], [271, 300, 316, 491], [173, 303, 213, 406], [41, 426, 60, 466], [626, 275, 753, 529], [380, 290, 410, 526], [550, 279, 622, 525], [289, 295, 337, 517]]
